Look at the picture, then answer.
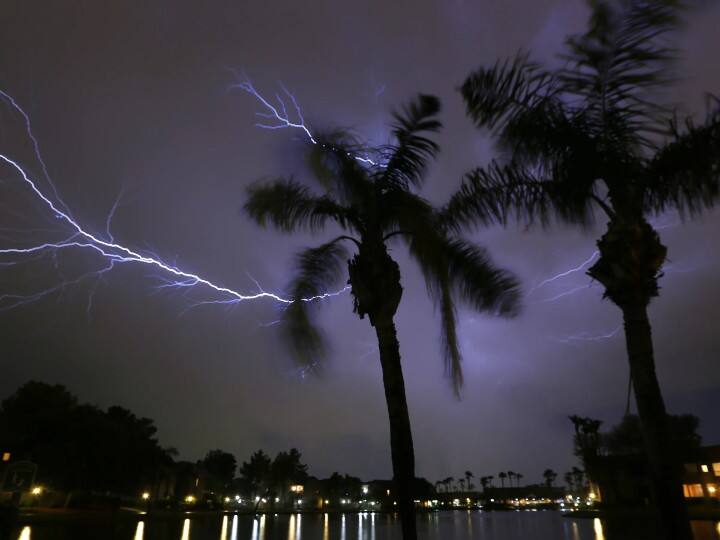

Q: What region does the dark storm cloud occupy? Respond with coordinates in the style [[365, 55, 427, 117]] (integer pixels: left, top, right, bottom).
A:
[[1, 0, 719, 484]]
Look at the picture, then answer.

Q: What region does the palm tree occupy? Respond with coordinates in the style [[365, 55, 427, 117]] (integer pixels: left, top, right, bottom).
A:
[[465, 470, 474, 491], [458, 478, 466, 492], [507, 470, 515, 488], [448, 2, 719, 537], [443, 477, 454, 494], [480, 476, 491, 491], [244, 95, 520, 540], [498, 472, 507, 488], [516, 473, 523, 487], [542, 469, 557, 488]]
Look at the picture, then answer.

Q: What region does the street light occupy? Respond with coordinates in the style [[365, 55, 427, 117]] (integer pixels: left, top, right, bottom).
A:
[[31, 486, 43, 496], [141, 492, 150, 501]]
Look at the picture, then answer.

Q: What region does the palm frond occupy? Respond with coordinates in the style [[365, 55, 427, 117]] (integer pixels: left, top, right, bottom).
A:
[[388, 190, 519, 394], [461, 53, 558, 132], [644, 101, 720, 215], [245, 179, 353, 233], [443, 161, 596, 231], [379, 94, 442, 190], [308, 132, 375, 209], [438, 276, 463, 397], [561, 0, 681, 145], [443, 238, 521, 317], [282, 238, 352, 366]]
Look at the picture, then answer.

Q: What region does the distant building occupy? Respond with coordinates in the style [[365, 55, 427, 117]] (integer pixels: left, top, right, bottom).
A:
[[590, 444, 720, 505]]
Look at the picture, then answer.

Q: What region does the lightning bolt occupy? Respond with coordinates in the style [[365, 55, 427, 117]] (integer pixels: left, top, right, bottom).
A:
[[227, 73, 378, 166], [0, 87, 350, 312], [553, 326, 622, 344]]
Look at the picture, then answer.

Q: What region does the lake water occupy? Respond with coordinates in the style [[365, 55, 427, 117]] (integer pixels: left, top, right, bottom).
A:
[[9, 511, 720, 540]]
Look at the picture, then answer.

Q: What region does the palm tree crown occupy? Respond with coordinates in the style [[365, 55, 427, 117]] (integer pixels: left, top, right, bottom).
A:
[[245, 94, 520, 394]]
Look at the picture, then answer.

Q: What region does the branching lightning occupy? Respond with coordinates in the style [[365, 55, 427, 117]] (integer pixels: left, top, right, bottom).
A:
[[227, 73, 378, 166], [0, 87, 350, 313]]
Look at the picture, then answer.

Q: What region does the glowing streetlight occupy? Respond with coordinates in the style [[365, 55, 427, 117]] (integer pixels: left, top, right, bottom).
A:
[[184, 495, 196, 504], [31, 486, 43, 496], [141, 492, 150, 501]]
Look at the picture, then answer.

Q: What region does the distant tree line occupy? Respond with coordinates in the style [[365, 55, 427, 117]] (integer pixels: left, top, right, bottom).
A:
[[0, 381, 175, 495]]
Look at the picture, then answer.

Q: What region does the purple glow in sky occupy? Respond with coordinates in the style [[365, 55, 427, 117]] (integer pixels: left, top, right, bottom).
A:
[[1, 0, 719, 485]]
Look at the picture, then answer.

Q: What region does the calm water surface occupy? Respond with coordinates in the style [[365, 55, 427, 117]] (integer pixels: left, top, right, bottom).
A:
[[10, 511, 720, 540]]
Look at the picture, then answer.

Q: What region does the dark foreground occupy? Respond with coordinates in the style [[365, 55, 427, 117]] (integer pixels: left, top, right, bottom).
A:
[[6, 511, 720, 540]]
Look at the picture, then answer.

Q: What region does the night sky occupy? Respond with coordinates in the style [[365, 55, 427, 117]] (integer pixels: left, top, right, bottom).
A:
[[1, 1, 719, 486]]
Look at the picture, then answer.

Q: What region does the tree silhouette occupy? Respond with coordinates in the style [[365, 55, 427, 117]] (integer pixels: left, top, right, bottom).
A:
[[465, 470, 474, 491], [449, 2, 720, 537], [542, 469, 557, 488], [202, 450, 237, 492], [244, 95, 519, 540], [498, 472, 507, 488]]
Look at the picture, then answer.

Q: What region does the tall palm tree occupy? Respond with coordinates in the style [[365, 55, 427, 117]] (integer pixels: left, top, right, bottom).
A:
[[448, 2, 719, 537], [465, 470, 474, 491], [542, 468, 557, 488], [244, 95, 520, 540], [498, 472, 507, 488], [516, 473, 523, 487], [507, 470, 515, 488]]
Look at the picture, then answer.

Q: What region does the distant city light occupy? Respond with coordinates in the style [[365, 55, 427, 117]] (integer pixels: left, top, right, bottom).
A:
[[1, 452, 10, 462], [141, 492, 150, 501], [224, 497, 230, 503], [184, 495, 195, 503], [290, 484, 304, 493], [31, 486, 43, 496], [362, 485, 369, 495]]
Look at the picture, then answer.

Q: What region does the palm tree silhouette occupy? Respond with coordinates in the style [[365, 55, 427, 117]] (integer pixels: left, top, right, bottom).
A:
[[498, 472, 507, 488], [542, 469, 557, 487], [516, 473, 523, 487], [450, 3, 719, 537], [465, 470, 474, 491], [244, 95, 520, 540]]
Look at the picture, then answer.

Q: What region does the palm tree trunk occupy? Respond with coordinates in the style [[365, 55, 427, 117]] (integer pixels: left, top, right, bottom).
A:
[[374, 314, 417, 540], [622, 302, 692, 540]]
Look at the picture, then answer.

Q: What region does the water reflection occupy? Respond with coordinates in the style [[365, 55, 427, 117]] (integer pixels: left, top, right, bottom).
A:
[[219, 516, 227, 540], [288, 514, 296, 540], [593, 518, 605, 540], [134, 521, 145, 540], [250, 515, 266, 540], [181, 518, 190, 540], [11, 512, 720, 540], [571, 521, 580, 540]]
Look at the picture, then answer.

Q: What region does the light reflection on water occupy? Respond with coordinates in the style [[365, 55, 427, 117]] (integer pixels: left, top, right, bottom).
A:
[[134, 521, 144, 540], [593, 518, 605, 540], [13, 512, 720, 540]]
